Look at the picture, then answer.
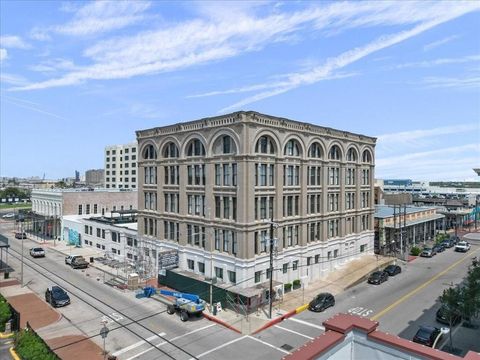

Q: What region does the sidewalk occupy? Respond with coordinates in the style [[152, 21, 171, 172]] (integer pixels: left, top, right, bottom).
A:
[[203, 254, 395, 334]]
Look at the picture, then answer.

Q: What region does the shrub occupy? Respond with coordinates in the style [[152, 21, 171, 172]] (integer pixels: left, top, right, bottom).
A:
[[410, 246, 421, 256], [15, 329, 59, 360], [292, 279, 301, 288], [0, 294, 11, 332], [284, 283, 292, 292], [436, 233, 448, 244]]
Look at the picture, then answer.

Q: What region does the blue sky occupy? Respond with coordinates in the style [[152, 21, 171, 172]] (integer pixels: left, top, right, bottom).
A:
[[1, 1, 479, 181]]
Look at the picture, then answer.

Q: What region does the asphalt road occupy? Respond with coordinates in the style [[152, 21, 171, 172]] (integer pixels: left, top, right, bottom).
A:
[[2, 216, 478, 359]]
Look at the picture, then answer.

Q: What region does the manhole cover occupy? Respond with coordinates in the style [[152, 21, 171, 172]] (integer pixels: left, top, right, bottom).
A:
[[281, 344, 294, 351]]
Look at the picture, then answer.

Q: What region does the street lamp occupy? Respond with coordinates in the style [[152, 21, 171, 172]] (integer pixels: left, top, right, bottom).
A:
[[263, 217, 279, 319]]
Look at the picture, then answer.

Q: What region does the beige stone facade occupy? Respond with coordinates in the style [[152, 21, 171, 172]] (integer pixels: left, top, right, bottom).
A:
[[137, 111, 376, 289]]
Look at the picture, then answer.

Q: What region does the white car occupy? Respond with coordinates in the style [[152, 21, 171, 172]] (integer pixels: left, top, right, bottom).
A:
[[455, 241, 471, 252], [2, 213, 15, 219], [30, 247, 46, 258], [65, 255, 83, 265]]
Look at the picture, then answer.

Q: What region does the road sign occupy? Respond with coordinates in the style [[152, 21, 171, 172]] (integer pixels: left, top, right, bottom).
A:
[[100, 326, 109, 339]]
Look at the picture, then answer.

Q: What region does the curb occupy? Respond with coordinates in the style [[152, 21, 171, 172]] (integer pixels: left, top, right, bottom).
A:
[[9, 347, 21, 360], [0, 332, 14, 339], [295, 304, 309, 314], [252, 308, 297, 335], [203, 312, 241, 333]]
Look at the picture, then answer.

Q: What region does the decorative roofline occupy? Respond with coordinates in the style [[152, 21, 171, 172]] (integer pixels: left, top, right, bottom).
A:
[[136, 111, 376, 145]]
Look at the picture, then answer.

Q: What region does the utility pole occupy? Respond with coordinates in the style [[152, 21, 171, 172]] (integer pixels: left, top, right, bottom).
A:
[[19, 213, 25, 287]]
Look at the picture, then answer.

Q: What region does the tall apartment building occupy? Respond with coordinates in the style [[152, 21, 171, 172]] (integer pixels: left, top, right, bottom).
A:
[[104, 142, 138, 189], [85, 169, 105, 187], [137, 111, 376, 290]]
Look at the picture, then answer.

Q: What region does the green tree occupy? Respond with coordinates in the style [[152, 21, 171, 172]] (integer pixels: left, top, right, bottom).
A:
[[459, 266, 480, 327], [0, 294, 12, 332], [439, 287, 462, 351]]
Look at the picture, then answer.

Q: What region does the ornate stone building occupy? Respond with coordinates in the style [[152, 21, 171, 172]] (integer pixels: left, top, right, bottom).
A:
[[137, 111, 375, 289]]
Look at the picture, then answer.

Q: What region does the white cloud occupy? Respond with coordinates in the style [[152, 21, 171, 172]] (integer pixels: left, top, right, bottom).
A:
[[0, 49, 7, 61], [421, 75, 480, 89], [423, 34, 460, 51], [29, 58, 77, 73], [10, 1, 480, 92], [0, 35, 30, 49], [393, 54, 480, 69], [0, 72, 30, 86], [55, 1, 151, 36]]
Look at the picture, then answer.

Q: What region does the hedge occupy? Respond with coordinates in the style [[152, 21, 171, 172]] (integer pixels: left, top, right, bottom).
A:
[[15, 329, 59, 360], [410, 246, 421, 256], [0, 294, 11, 332]]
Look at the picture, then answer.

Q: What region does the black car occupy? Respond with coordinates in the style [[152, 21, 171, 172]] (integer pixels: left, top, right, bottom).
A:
[[368, 271, 388, 285], [15, 232, 27, 239], [412, 325, 441, 347], [45, 286, 70, 307], [383, 265, 401, 276], [436, 305, 461, 326], [308, 293, 335, 312], [441, 240, 454, 248], [449, 236, 460, 244], [433, 244, 444, 253]]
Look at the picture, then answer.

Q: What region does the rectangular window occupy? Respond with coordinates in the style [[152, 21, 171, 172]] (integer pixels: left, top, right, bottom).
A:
[[214, 267, 223, 280], [228, 270, 236, 284], [198, 262, 205, 273], [232, 163, 237, 186], [315, 254, 320, 263], [96, 228, 101, 237], [78, 205, 82, 215], [215, 164, 221, 185], [223, 164, 230, 186], [254, 271, 261, 283], [293, 260, 299, 271], [84, 225, 88, 234], [215, 196, 221, 218], [187, 259, 195, 270], [283, 263, 288, 273]]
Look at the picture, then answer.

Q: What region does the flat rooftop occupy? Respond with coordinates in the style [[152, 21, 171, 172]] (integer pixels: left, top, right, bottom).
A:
[[375, 205, 438, 219]]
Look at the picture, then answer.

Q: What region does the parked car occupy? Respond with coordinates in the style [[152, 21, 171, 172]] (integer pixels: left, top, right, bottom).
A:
[[14, 232, 27, 239], [455, 241, 471, 252], [436, 305, 461, 326], [383, 264, 401, 276], [1, 213, 15, 219], [441, 239, 454, 248], [433, 244, 444, 253], [412, 325, 442, 347], [65, 255, 83, 265], [308, 292, 335, 312], [70, 256, 89, 269], [368, 271, 388, 285], [29, 247, 45, 258], [45, 286, 70, 307], [420, 247, 436, 257], [450, 236, 460, 244]]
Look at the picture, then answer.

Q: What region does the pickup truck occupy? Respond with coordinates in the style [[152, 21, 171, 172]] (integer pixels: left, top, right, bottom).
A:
[[67, 256, 89, 269], [455, 241, 471, 252]]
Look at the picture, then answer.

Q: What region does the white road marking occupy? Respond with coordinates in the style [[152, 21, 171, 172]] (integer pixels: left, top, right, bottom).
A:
[[348, 307, 373, 317], [112, 332, 166, 356], [191, 336, 247, 359], [274, 325, 314, 339], [287, 317, 325, 330], [246, 335, 291, 354], [125, 323, 216, 360]]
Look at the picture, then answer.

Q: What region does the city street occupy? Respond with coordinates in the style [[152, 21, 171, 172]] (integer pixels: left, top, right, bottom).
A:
[[2, 216, 479, 359]]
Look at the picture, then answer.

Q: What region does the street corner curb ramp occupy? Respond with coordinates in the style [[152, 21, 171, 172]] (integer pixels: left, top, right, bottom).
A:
[[252, 303, 309, 334]]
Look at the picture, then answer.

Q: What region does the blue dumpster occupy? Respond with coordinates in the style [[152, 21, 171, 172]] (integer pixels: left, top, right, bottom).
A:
[[143, 286, 156, 298]]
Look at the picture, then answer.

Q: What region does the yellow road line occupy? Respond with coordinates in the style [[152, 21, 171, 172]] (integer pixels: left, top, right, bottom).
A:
[[371, 248, 479, 321]]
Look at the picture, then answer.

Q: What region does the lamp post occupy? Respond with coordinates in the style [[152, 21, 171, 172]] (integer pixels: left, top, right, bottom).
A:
[[263, 216, 278, 319]]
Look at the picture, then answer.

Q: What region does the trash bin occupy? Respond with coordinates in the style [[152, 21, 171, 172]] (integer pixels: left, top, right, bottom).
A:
[[212, 304, 217, 316], [90, 257, 94, 263]]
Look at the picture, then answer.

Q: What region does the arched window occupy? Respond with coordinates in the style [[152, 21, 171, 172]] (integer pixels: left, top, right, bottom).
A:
[[362, 150, 372, 163], [163, 142, 178, 158], [329, 145, 341, 160], [346, 148, 357, 162], [142, 144, 157, 160], [186, 139, 205, 156], [308, 142, 322, 158], [255, 135, 275, 154], [284, 139, 300, 157]]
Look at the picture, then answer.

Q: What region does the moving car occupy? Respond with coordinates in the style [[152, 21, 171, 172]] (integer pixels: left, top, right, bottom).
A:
[[30, 247, 45, 258], [436, 305, 461, 326], [45, 286, 70, 307], [412, 325, 442, 347], [308, 293, 335, 312], [420, 247, 436, 257], [1, 213, 15, 219], [368, 271, 388, 285], [14, 232, 27, 239], [455, 241, 471, 252], [383, 264, 401, 276]]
